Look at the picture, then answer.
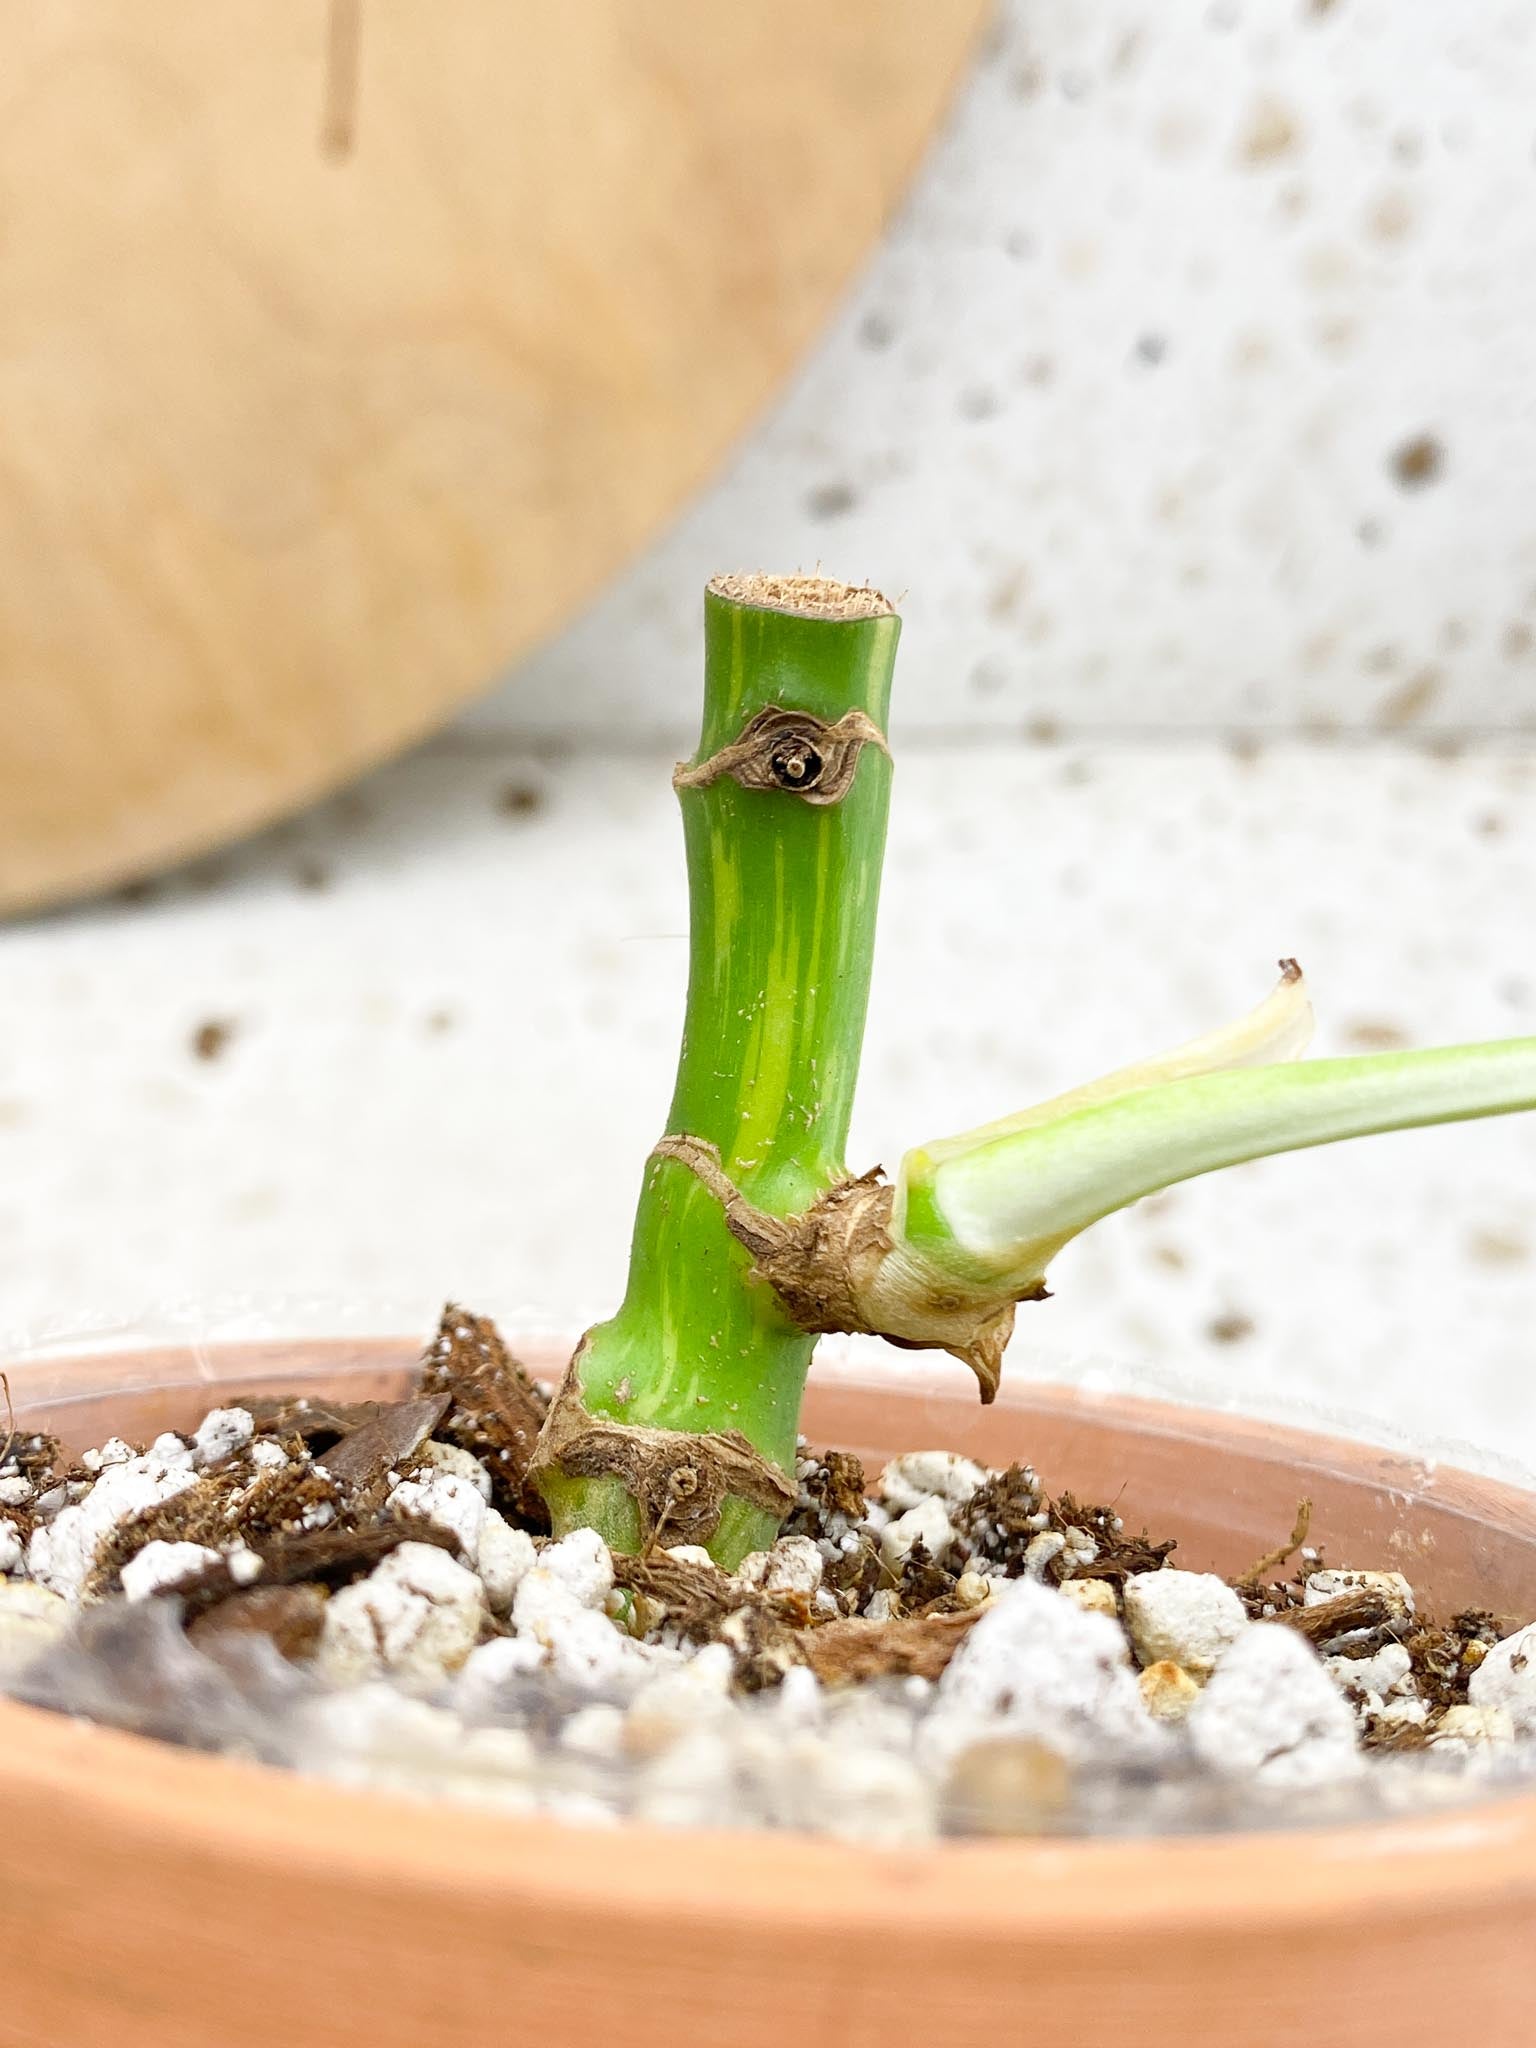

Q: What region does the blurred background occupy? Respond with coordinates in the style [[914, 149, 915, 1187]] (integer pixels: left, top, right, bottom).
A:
[[4, 3, 1534, 1464]]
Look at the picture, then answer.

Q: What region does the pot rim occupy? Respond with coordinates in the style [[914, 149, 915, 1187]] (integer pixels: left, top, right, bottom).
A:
[[4, 1332, 1536, 1930]]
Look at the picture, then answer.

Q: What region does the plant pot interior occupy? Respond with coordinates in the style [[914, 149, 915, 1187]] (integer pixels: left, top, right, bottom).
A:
[[15, 1334, 1536, 1621]]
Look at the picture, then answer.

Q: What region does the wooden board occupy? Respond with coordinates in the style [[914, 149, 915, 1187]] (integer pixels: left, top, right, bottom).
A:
[[0, 2, 986, 914]]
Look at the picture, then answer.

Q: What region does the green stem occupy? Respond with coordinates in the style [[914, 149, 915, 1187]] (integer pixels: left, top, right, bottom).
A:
[[540, 578, 899, 1565]]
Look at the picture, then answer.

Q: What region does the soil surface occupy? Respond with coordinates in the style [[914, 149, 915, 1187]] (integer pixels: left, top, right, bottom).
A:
[[2, 1306, 1533, 1843]]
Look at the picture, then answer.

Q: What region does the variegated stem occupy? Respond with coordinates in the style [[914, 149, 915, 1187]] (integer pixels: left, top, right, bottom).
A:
[[537, 577, 899, 1566]]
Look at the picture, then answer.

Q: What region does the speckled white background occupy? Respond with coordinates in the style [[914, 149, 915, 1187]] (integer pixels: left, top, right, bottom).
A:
[[481, 0, 1536, 741], [5, 0, 1536, 1474]]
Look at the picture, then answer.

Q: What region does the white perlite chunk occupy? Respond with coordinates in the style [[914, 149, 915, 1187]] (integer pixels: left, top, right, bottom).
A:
[[440, 1727, 539, 1814], [1374, 1697, 1429, 1732], [559, 1703, 626, 1759], [1058, 1577, 1117, 1618], [878, 1450, 988, 1513], [534, 1529, 613, 1610], [1122, 1570, 1249, 1680], [1431, 1703, 1515, 1752], [81, 1438, 135, 1475], [739, 1723, 934, 1843], [736, 1536, 823, 1596], [476, 1512, 537, 1616], [1469, 1621, 1536, 1735], [805, 1744, 936, 1846], [227, 1545, 263, 1587], [1021, 1530, 1066, 1580], [453, 1634, 547, 1714], [0, 1522, 22, 1575], [27, 1441, 198, 1600], [513, 1552, 658, 1698], [624, 1645, 737, 1756], [880, 1496, 957, 1568], [632, 1730, 741, 1829], [0, 1580, 73, 1668], [415, 1440, 494, 1502], [1305, 1569, 1415, 1623], [387, 1469, 487, 1559], [120, 1541, 222, 1601], [931, 1579, 1160, 1765], [29, 1481, 75, 1521], [318, 1541, 484, 1686], [1187, 1626, 1363, 1788], [550, 1615, 671, 1700], [773, 1663, 823, 1729], [295, 1688, 480, 1799], [191, 1407, 254, 1469], [1325, 1643, 1414, 1702]]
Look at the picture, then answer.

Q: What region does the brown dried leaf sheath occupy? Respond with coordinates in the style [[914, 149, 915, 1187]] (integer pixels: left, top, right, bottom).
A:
[[649, 1135, 1015, 1400], [674, 707, 891, 808], [650, 1135, 889, 1334], [534, 1353, 796, 1550]]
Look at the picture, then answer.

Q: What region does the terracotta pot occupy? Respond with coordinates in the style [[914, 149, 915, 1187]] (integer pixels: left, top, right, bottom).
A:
[[4, 1334, 1536, 2048]]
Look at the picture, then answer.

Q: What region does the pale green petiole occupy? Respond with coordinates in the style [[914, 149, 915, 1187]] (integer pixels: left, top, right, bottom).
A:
[[893, 965, 1536, 1301]]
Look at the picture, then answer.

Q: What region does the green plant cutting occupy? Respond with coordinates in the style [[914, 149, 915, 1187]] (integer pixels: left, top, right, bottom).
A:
[[531, 573, 1536, 1568]]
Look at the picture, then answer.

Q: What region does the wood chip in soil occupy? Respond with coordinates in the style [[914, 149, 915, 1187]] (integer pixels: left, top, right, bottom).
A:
[[85, 1461, 339, 1599], [176, 1521, 461, 1617], [316, 1393, 450, 1492], [800, 1608, 983, 1686], [187, 1584, 329, 1662], [419, 1302, 549, 1525], [1266, 1588, 1393, 1646], [240, 1395, 408, 1446]]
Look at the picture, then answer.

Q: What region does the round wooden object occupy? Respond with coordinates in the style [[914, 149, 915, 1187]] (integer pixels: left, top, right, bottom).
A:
[[0, 3, 986, 914]]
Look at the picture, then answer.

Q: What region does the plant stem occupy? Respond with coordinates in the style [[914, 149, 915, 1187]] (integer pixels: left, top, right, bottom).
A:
[[539, 577, 899, 1566]]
